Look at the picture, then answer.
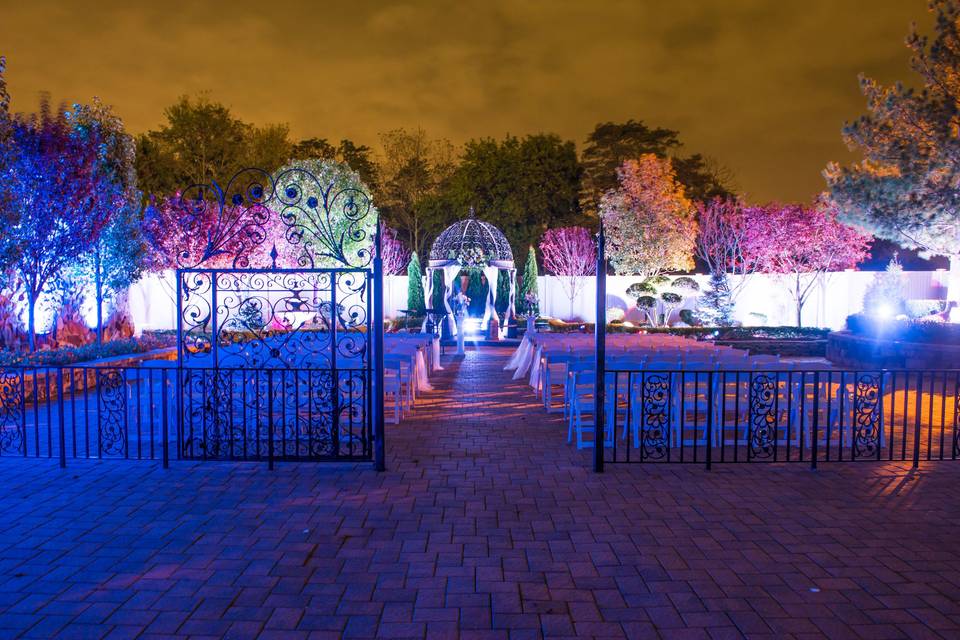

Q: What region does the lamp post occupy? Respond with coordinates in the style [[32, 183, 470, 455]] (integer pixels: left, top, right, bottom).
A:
[[594, 223, 606, 473]]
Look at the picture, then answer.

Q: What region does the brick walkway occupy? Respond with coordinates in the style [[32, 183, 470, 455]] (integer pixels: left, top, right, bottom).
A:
[[1, 346, 960, 639]]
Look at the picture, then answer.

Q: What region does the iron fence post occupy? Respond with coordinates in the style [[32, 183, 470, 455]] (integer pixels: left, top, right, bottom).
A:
[[162, 369, 169, 469], [268, 369, 275, 471], [811, 372, 820, 470], [57, 368, 66, 468], [706, 372, 713, 471], [594, 224, 606, 473], [913, 372, 923, 469], [374, 225, 386, 472], [210, 272, 218, 367]]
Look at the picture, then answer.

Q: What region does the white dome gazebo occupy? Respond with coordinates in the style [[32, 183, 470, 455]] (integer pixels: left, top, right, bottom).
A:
[[425, 213, 515, 338]]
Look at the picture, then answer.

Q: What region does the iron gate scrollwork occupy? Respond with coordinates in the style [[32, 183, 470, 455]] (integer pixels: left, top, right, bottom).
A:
[[748, 373, 778, 460], [171, 166, 382, 463], [852, 373, 883, 459], [0, 370, 25, 456], [639, 373, 671, 460]]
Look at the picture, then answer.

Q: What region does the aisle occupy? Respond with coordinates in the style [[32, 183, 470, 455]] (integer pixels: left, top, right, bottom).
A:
[[387, 345, 588, 473]]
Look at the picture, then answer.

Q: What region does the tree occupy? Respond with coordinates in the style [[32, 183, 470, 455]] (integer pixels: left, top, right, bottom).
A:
[[337, 139, 378, 192], [142, 195, 258, 272], [441, 134, 584, 261], [0, 57, 18, 267], [626, 276, 699, 327], [406, 252, 425, 314], [379, 223, 410, 276], [695, 197, 759, 325], [69, 208, 148, 344], [825, 0, 960, 306], [292, 137, 336, 161], [0, 99, 114, 349], [581, 119, 731, 216], [269, 159, 377, 268], [291, 137, 379, 198], [539, 226, 596, 320], [377, 128, 457, 259], [699, 272, 735, 326], [863, 253, 907, 317], [66, 99, 146, 344], [518, 246, 539, 316], [600, 155, 697, 279], [748, 201, 872, 327], [135, 95, 291, 197]]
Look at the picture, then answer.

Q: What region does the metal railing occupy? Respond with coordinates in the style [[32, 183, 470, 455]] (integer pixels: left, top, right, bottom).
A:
[[0, 364, 373, 468], [599, 368, 960, 469]]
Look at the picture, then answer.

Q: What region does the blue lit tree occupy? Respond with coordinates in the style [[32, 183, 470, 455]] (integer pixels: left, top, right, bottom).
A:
[[0, 98, 115, 350], [64, 100, 147, 344], [0, 56, 17, 263]]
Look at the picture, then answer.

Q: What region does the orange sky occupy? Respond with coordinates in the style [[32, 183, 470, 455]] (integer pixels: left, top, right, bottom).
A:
[[0, 0, 930, 202]]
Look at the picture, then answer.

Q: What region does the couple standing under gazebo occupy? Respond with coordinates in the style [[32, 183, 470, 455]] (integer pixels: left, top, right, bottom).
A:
[[424, 211, 516, 339]]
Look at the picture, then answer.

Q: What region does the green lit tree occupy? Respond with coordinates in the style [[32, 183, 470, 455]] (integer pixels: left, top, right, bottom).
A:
[[66, 99, 146, 344], [406, 252, 425, 314], [519, 246, 539, 316], [699, 272, 735, 326]]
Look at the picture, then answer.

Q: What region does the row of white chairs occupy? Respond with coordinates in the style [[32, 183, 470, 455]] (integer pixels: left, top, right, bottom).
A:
[[508, 333, 884, 453], [383, 334, 437, 424]]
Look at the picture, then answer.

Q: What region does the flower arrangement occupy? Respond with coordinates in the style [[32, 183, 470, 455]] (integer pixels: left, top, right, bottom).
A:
[[458, 245, 489, 268], [523, 291, 539, 317], [453, 291, 471, 316]]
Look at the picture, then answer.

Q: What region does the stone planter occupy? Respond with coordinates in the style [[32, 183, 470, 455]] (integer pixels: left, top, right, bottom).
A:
[[826, 331, 960, 369]]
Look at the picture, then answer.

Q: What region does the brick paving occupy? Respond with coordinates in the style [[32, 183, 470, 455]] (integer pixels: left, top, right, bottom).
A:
[[1, 345, 960, 639]]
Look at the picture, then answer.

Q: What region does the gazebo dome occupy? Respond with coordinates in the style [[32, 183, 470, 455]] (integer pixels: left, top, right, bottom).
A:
[[428, 215, 514, 269]]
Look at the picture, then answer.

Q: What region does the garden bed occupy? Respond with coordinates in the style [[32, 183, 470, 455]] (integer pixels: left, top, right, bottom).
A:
[[0, 333, 178, 405], [0, 331, 177, 368]]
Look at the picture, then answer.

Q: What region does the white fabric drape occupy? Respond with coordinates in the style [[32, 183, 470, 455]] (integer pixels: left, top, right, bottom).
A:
[[504, 334, 530, 370], [482, 266, 499, 330], [442, 264, 460, 336], [507, 268, 517, 332]]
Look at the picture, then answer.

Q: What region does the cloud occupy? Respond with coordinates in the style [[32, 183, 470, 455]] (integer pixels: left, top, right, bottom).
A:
[[0, 0, 930, 201]]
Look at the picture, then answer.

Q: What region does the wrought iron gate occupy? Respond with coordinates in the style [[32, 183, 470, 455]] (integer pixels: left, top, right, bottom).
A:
[[172, 167, 384, 466]]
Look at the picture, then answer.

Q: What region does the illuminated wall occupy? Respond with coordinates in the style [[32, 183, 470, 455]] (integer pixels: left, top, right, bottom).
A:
[[126, 270, 950, 331]]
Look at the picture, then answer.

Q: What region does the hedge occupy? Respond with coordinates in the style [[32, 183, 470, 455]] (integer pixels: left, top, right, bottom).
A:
[[543, 319, 829, 340]]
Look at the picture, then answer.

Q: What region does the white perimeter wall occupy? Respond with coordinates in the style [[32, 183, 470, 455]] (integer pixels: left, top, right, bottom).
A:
[[128, 271, 952, 331]]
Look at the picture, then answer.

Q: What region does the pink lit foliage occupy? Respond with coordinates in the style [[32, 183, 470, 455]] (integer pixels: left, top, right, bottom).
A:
[[539, 226, 596, 318], [144, 195, 274, 271], [695, 197, 760, 324], [747, 200, 871, 327], [379, 223, 410, 276]]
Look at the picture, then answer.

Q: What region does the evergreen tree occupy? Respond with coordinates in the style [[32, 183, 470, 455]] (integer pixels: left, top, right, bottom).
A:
[[519, 246, 539, 316], [699, 272, 735, 326], [825, 0, 960, 303], [862, 254, 907, 317], [406, 252, 425, 314], [431, 270, 444, 311]]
